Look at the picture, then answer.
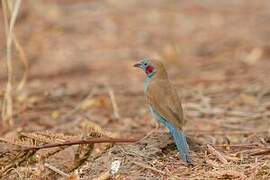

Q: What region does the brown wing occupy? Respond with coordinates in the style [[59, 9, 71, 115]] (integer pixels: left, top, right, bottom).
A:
[[146, 79, 185, 129]]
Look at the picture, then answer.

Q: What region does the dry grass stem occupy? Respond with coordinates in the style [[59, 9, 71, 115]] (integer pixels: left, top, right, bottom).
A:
[[4, 137, 141, 153], [44, 163, 69, 177], [13, 34, 28, 92], [107, 85, 120, 119], [1, 0, 21, 126], [251, 148, 270, 156], [206, 144, 228, 164], [214, 143, 259, 148]]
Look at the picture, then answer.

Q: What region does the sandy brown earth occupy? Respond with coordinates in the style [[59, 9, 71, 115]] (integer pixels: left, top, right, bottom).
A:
[[0, 0, 270, 179]]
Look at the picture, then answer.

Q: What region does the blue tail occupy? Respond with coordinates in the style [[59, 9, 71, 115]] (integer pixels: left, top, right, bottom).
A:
[[168, 126, 192, 164], [150, 108, 192, 164]]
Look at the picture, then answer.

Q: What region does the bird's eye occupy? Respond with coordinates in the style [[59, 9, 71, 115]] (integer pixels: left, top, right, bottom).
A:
[[144, 63, 147, 66]]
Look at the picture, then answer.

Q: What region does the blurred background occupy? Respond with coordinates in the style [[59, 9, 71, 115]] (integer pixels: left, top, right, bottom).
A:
[[1, 0, 269, 87], [0, 0, 270, 179]]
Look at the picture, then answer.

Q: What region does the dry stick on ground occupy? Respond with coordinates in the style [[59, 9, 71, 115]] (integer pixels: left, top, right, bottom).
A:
[[214, 143, 260, 148], [44, 163, 69, 177], [44, 163, 80, 179], [6, 137, 142, 153], [206, 144, 228, 164], [250, 148, 270, 156]]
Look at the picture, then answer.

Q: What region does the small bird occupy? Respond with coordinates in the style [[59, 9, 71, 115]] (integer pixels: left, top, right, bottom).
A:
[[134, 58, 192, 164]]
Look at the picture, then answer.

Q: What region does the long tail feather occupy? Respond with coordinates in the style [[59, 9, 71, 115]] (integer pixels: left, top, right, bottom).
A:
[[151, 108, 192, 164], [168, 125, 192, 164]]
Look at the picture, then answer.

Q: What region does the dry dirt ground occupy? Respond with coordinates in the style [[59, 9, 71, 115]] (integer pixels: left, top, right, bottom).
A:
[[0, 0, 270, 179]]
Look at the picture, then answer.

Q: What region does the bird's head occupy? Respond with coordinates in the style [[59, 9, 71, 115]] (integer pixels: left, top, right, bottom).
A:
[[134, 58, 168, 79]]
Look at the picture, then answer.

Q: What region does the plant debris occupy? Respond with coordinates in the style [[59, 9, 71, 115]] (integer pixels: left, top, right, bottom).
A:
[[0, 0, 270, 179]]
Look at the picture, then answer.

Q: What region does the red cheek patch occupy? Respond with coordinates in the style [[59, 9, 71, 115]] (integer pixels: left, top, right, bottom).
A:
[[146, 65, 154, 75]]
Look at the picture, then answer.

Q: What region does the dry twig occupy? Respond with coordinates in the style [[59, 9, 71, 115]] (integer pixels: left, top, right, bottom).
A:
[[44, 163, 69, 177], [206, 144, 228, 164], [1, 0, 18, 126], [6, 137, 141, 153], [107, 85, 120, 119], [214, 143, 260, 148], [250, 148, 270, 156]]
